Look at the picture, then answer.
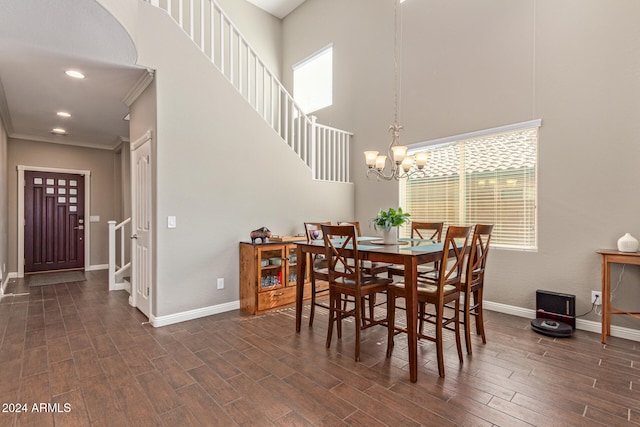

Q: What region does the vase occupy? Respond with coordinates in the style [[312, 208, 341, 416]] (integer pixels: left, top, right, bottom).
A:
[[617, 233, 639, 252], [382, 227, 398, 244]]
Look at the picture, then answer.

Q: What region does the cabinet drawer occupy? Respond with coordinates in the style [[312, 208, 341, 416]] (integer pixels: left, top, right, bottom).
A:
[[258, 287, 295, 311], [257, 283, 312, 312]]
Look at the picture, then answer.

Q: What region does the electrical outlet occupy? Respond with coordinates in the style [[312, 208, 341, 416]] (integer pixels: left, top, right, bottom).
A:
[[591, 291, 602, 305], [217, 278, 224, 290]]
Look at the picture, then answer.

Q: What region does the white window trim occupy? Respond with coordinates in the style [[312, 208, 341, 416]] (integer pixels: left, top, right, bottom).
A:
[[292, 43, 333, 70], [407, 119, 542, 153], [402, 119, 541, 252]]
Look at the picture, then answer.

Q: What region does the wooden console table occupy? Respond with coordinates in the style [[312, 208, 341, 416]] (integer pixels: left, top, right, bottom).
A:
[[597, 250, 640, 343]]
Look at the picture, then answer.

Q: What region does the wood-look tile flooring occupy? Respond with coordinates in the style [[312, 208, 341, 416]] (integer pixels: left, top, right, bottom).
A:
[[1, 271, 639, 426]]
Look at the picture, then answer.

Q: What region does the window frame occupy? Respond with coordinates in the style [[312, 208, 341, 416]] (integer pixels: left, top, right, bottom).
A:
[[401, 119, 541, 251]]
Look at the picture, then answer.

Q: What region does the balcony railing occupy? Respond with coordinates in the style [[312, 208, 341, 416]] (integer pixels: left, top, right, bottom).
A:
[[145, 0, 351, 183], [108, 218, 131, 291]]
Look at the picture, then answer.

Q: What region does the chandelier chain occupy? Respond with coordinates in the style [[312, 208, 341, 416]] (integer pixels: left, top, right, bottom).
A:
[[364, 0, 430, 181]]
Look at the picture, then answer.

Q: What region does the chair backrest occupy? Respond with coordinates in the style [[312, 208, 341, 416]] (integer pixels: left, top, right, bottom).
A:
[[304, 222, 332, 243], [411, 221, 444, 242], [337, 221, 362, 237], [321, 224, 360, 285], [465, 224, 494, 288], [437, 225, 472, 288]]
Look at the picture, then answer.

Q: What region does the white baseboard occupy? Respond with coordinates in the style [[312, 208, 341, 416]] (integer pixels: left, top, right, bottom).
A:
[[112, 282, 131, 292], [87, 264, 108, 271], [484, 300, 640, 342], [150, 300, 240, 327]]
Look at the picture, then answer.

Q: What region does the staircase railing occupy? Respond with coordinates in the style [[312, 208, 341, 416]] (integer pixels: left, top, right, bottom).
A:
[[145, 0, 351, 183], [108, 218, 132, 291]]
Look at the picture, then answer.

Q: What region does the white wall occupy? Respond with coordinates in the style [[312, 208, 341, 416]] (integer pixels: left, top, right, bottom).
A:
[[216, 0, 282, 78], [283, 0, 640, 328], [101, 1, 354, 318], [0, 118, 7, 290]]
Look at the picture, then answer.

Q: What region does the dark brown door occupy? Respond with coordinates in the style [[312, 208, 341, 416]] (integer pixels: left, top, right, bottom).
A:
[[25, 171, 85, 273]]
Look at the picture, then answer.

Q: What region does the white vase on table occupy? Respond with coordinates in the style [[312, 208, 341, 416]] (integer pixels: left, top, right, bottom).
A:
[[382, 227, 398, 244], [617, 233, 639, 252]]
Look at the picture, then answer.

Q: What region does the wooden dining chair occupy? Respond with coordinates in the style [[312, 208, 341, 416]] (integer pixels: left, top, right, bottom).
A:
[[459, 224, 493, 354], [387, 221, 444, 279], [386, 225, 471, 377], [304, 222, 332, 326], [338, 220, 392, 325], [322, 224, 392, 362]]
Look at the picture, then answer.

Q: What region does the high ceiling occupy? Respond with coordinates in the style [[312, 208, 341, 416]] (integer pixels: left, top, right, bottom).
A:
[[0, 0, 149, 150], [245, 0, 307, 19]]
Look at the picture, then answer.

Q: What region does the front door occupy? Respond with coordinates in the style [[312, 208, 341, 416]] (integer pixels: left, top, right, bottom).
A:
[[24, 171, 85, 273], [131, 133, 152, 318]]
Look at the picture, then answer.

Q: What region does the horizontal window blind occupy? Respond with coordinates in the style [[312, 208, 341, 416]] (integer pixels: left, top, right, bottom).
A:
[[400, 125, 538, 250]]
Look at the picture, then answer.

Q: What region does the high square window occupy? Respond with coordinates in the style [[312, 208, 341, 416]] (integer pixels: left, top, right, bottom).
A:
[[293, 45, 333, 114]]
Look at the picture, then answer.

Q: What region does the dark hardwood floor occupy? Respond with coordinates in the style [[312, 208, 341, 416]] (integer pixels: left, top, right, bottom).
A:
[[1, 271, 639, 426]]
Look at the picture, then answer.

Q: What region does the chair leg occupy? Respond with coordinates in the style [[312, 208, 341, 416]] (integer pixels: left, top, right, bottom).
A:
[[326, 290, 335, 348], [435, 304, 445, 377], [475, 288, 486, 344], [309, 275, 316, 327], [454, 299, 464, 364], [419, 302, 426, 335], [368, 294, 376, 326], [464, 291, 473, 355], [360, 296, 368, 327], [337, 294, 343, 339], [386, 289, 396, 357], [354, 293, 362, 362]]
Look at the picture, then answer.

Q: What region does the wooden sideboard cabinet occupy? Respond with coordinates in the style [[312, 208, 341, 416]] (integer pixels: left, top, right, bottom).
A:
[[239, 241, 311, 314]]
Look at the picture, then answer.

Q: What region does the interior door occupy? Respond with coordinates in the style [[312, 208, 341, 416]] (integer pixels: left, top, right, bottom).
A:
[[131, 134, 152, 318], [24, 171, 85, 273]]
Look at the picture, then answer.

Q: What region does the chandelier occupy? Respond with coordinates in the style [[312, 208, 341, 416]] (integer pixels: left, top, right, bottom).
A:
[[364, 0, 429, 181]]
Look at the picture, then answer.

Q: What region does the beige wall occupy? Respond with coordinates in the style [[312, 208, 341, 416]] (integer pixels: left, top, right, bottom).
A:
[[216, 0, 283, 78], [96, 1, 355, 318], [7, 139, 118, 272], [283, 0, 640, 329], [0, 119, 7, 289]]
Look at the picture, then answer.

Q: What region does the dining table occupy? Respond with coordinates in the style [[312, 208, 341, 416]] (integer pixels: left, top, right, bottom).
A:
[[294, 236, 448, 383]]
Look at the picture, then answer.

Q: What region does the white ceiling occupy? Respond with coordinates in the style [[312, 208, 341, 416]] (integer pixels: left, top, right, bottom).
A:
[[245, 0, 307, 19], [0, 0, 307, 150], [0, 0, 150, 149]]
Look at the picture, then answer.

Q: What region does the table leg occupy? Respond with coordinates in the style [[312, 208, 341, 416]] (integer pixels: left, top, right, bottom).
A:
[[295, 245, 306, 333], [601, 255, 610, 343], [404, 257, 418, 382]]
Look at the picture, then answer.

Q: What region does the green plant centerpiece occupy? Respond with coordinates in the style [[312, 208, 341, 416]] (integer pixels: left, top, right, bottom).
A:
[[370, 207, 410, 244]]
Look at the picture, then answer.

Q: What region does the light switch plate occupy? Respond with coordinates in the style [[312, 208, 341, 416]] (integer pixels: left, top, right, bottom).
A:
[[89, 215, 100, 223], [168, 216, 177, 228]]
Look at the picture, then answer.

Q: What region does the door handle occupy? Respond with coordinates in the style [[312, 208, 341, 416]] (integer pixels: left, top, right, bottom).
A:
[[131, 234, 138, 240], [74, 226, 84, 230]]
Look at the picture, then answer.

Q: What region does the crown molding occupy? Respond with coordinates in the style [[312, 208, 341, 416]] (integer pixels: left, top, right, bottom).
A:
[[122, 68, 155, 107], [0, 75, 14, 135], [10, 133, 118, 151]]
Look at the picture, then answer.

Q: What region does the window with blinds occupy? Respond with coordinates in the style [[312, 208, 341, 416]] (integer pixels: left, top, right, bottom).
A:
[[400, 124, 538, 250]]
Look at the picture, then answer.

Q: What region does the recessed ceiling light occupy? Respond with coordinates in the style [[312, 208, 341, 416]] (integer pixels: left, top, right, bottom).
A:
[[57, 111, 71, 118], [51, 128, 67, 135], [65, 70, 85, 79]]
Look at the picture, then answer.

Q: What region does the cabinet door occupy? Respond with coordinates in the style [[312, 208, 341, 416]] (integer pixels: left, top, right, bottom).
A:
[[257, 245, 286, 291], [284, 243, 309, 287]]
